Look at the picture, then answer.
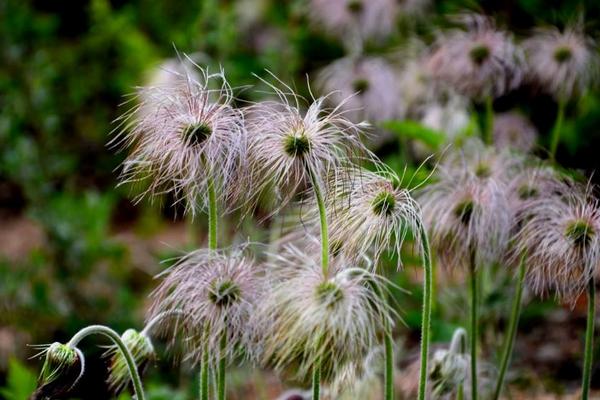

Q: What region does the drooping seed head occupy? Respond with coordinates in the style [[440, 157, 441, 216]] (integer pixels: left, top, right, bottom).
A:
[[429, 349, 469, 397], [105, 329, 155, 393], [524, 23, 598, 99], [33, 342, 84, 399], [148, 247, 263, 365]]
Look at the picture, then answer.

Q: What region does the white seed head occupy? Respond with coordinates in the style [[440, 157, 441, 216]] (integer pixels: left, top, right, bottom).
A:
[[515, 180, 600, 302], [426, 14, 525, 100], [252, 246, 392, 384], [148, 247, 262, 365], [244, 77, 371, 214], [429, 349, 469, 397], [112, 64, 247, 216], [493, 111, 538, 153], [317, 56, 404, 123], [104, 329, 155, 393], [524, 23, 598, 99]]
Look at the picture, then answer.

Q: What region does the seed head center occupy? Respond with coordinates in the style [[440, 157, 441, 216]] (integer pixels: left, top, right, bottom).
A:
[[182, 122, 212, 147], [283, 133, 311, 158], [209, 280, 241, 307], [372, 190, 396, 216]]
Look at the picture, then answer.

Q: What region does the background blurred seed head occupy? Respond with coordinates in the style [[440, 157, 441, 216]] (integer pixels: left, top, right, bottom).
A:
[[492, 111, 539, 153], [524, 23, 598, 100]]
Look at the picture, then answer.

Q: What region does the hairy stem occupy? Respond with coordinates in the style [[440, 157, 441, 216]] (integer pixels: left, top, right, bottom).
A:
[[200, 343, 209, 400], [208, 175, 218, 251], [312, 358, 321, 400], [493, 256, 526, 400], [469, 255, 478, 400], [582, 278, 596, 400], [417, 224, 434, 400], [484, 96, 494, 145], [218, 330, 227, 400], [309, 170, 329, 277], [67, 325, 145, 400], [549, 98, 566, 160], [384, 319, 394, 400]]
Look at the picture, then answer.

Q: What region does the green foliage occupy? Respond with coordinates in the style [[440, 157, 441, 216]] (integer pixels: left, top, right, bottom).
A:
[[0, 359, 37, 400]]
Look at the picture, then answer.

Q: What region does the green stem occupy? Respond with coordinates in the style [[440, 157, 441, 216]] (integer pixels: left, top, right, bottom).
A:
[[384, 322, 394, 400], [549, 98, 566, 160], [208, 175, 218, 251], [417, 224, 434, 400], [309, 170, 329, 277], [484, 96, 494, 145], [200, 345, 209, 400], [312, 358, 321, 400], [582, 278, 596, 400], [449, 328, 467, 400], [469, 256, 478, 400], [493, 256, 526, 400], [68, 325, 145, 400], [217, 330, 227, 400]]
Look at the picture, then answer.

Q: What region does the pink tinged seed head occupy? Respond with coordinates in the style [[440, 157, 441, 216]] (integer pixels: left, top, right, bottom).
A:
[[492, 112, 538, 153], [251, 245, 392, 385], [148, 247, 263, 365], [426, 13, 525, 100], [524, 23, 598, 99], [514, 179, 600, 303], [111, 64, 247, 216]]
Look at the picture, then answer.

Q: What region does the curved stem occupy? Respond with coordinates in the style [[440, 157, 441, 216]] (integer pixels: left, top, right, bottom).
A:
[[384, 320, 394, 400], [449, 328, 467, 400], [67, 325, 145, 400], [469, 255, 478, 400], [484, 96, 494, 145], [208, 175, 218, 251], [309, 170, 329, 277], [493, 256, 526, 400], [312, 358, 321, 400], [141, 310, 186, 336], [549, 98, 566, 160], [582, 278, 596, 400], [217, 330, 227, 400], [417, 224, 434, 400]]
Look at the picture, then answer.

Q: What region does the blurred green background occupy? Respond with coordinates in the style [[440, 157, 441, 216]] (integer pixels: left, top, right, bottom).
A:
[[2, 0, 600, 398]]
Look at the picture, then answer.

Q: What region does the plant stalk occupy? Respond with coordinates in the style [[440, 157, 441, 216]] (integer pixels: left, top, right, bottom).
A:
[[67, 325, 146, 400], [469, 254, 478, 400], [493, 256, 526, 400], [384, 320, 394, 400], [484, 96, 494, 145], [218, 330, 227, 400], [208, 175, 218, 251], [309, 170, 329, 277], [417, 224, 434, 400], [549, 98, 566, 160], [582, 278, 596, 400], [312, 358, 321, 400]]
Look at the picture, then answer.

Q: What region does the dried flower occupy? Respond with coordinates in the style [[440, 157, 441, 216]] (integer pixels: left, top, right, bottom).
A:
[[493, 111, 538, 153], [514, 180, 600, 302], [309, 0, 398, 48], [113, 65, 247, 216], [245, 76, 370, 214], [426, 14, 524, 100], [317, 56, 404, 123], [524, 23, 598, 99], [254, 246, 392, 384], [104, 329, 155, 393], [148, 247, 262, 364]]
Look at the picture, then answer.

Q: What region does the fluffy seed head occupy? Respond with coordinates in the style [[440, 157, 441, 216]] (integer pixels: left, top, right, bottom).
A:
[[419, 145, 513, 268], [426, 14, 524, 100], [316, 56, 404, 123], [493, 111, 538, 152], [244, 76, 371, 214], [148, 248, 262, 364], [524, 23, 598, 99], [515, 180, 600, 302], [323, 166, 422, 266], [112, 64, 247, 216], [253, 246, 392, 384], [104, 329, 155, 393], [429, 349, 469, 397]]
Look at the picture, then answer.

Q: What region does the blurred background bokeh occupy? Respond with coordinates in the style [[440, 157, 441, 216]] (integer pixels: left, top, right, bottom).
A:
[[2, 0, 600, 398]]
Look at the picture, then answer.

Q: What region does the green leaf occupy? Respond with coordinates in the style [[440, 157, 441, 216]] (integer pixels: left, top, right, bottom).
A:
[[382, 120, 447, 148], [0, 358, 38, 400]]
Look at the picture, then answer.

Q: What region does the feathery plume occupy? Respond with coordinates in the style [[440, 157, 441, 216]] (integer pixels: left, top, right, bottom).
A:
[[148, 247, 262, 365], [112, 64, 247, 216], [244, 75, 370, 214], [253, 245, 392, 385], [426, 14, 524, 100], [514, 179, 600, 302], [524, 23, 598, 99], [317, 56, 404, 123]]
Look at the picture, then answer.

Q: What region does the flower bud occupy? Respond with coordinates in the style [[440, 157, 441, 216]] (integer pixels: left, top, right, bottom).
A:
[[105, 329, 154, 392], [34, 342, 83, 399]]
